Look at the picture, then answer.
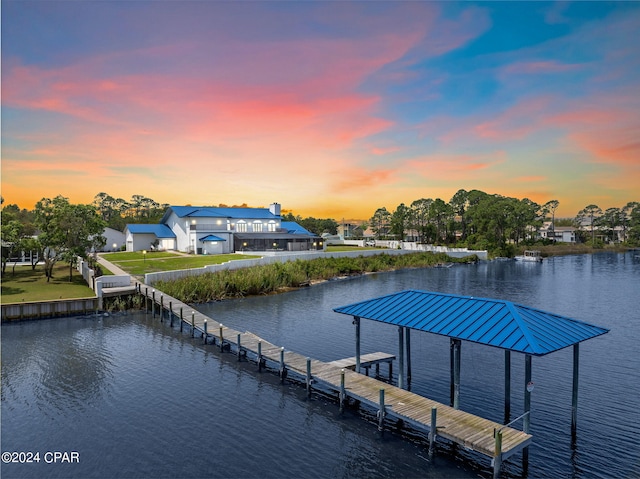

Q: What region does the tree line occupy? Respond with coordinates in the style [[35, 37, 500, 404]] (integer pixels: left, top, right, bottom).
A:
[[368, 189, 640, 256], [2, 190, 638, 280]]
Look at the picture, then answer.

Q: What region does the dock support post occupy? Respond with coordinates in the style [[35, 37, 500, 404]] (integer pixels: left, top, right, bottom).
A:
[[450, 339, 461, 409], [378, 389, 386, 433], [504, 350, 511, 424], [203, 319, 207, 344], [237, 334, 242, 361], [406, 328, 412, 388], [145, 287, 149, 312], [429, 407, 437, 458], [571, 343, 580, 441], [279, 347, 286, 383], [493, 429, 503, 479], [339, 369, 346, 413], [169, 302, 174, 327], [523, 354, 532, 470], [160, 295, 163, 322], [219, 324, 224, 352], [191, 312, 195, 338], [398, 326, 405, 389], [180, 307, 183, 332], [354, 316, 361, 374], [306, 358, 312, 397], [258, 341, 263, 372], [152, 290, 155, 317]]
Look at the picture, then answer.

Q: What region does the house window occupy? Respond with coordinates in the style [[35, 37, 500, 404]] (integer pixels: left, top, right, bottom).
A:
[[236, 221, 247, 233], [268, 221, 277, 232], [253, 221, 263, 233]]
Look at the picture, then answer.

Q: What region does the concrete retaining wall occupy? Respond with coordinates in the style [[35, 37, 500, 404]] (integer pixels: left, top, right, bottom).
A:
[[1, 298, 99, 322]]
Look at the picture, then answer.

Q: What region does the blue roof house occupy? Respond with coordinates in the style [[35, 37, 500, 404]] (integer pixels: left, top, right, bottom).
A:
[[125, 202, 322, 254]]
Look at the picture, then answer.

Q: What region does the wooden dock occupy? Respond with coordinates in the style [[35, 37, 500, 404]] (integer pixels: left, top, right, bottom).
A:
[[139, 285, 531, 477]]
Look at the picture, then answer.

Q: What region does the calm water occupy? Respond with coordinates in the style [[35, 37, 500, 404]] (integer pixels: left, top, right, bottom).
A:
[[2, 252, 639, 479]]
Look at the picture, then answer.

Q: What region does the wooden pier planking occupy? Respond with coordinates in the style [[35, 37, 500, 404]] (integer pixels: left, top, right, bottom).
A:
[[140, 284, 532, 470]]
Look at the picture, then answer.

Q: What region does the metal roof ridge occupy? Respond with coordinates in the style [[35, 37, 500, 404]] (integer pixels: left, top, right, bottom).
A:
[[505, 301, 544, 355]]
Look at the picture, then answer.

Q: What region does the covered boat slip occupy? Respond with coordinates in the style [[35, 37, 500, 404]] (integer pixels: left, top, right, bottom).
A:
[[334, 289, 609, 477]]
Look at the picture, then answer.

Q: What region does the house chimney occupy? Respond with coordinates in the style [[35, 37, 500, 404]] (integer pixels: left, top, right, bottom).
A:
[[269, 202, 281, 216]]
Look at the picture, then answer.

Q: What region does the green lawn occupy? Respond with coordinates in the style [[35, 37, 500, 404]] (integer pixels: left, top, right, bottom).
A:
[[1, 263, 95, 303], [102, 252, 262, 275]]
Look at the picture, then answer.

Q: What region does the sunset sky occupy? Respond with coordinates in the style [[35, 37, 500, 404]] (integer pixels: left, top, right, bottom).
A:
[[2, 1, 639, 220]]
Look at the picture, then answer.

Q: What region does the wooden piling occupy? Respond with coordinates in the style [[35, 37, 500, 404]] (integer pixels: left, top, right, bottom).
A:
[[219, 324, 224, 352], [493, 428, 503, 479], [279, 347, 287, 382], [571, 343, 579, 440], [169, 302, 174, 327], [152, 290, 155, 317], [429, 407, 437, 457], [355, 317, 361, 373], [398, 326, 404, 389], [406, 327, 412, 387], [504, 350, 511, 424], [523, 354, 532, 469], [160, 295, 163, 322], [237, 333, 242, 361], [306, 358, 312, 397], [452, 339, 461, 409], [203, 319, 208, 344], [180, 307, 183, 332], [257, 341, 263, 372], [191, 311, 195, 338], [378, 389, 386, 433], [339, 369, 345, 413]]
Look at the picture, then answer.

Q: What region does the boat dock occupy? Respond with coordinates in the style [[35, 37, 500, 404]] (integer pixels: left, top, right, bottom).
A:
[[139, 285, 531, 477]]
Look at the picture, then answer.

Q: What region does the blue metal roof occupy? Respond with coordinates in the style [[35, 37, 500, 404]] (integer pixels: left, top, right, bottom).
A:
[[200, 234, 226, 242], [333, 290, 609, 356], [281, 221, 317, 236], [165, 206, 278, 220], [125, 224, 176, 238]]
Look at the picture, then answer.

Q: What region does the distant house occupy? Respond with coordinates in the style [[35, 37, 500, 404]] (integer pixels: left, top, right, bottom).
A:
[[124, 203, 322, 253], [539, 223, 577, 243]]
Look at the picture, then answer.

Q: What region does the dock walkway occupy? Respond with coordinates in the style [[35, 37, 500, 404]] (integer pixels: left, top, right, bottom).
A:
[[138, 284, 531, 477]]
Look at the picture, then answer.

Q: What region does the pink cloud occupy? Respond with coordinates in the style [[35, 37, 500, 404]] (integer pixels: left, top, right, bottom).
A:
[[472, 96, 553, 141], [549, 91, 640, 167], [330, 165, 397, 191], [404, 153, 505, 179]]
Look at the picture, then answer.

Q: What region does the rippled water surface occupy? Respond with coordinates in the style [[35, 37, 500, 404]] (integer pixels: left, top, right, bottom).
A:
[[2, 252, 639, 479]]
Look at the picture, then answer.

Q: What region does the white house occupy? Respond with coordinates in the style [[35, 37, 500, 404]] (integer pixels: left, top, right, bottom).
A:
[[539, 223, 577, 243], [124, 203, 322, 253]]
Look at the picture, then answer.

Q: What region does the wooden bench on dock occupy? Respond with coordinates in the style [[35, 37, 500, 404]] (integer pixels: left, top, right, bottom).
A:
[[329, 352, 395, 380]]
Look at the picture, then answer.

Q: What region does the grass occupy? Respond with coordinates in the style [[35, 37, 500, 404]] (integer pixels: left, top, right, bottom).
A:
[[102, 251, 262, 276], [1, 263, 95, 303]]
